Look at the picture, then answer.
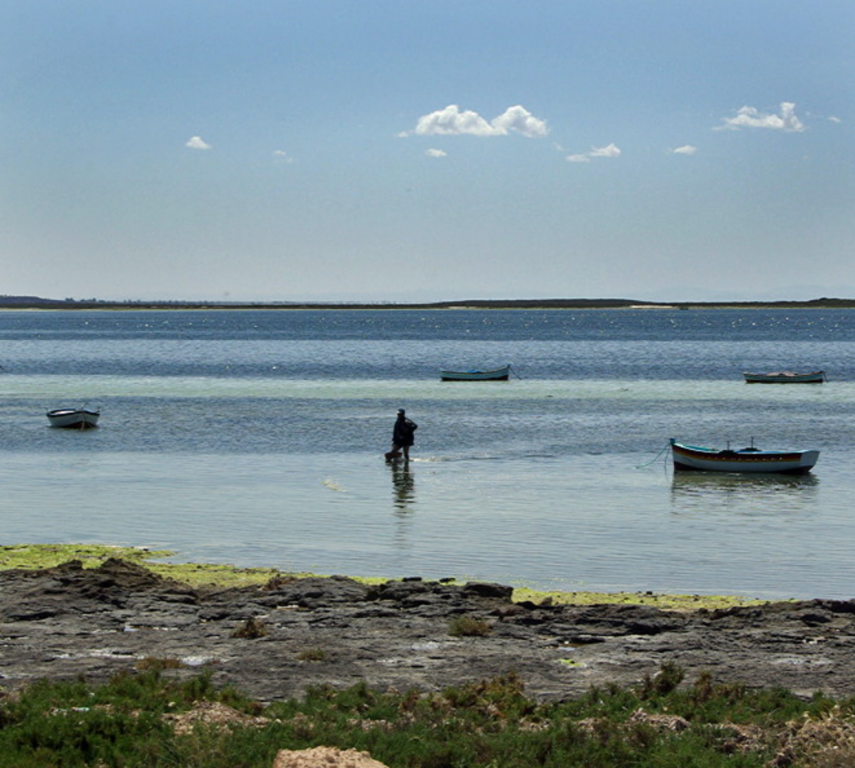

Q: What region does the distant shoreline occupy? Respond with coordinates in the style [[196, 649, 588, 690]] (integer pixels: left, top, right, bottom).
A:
[[2, 297, 855, 311]]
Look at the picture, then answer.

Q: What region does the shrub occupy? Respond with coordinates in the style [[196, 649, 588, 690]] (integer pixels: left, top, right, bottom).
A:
[[297, 648, 328, 662], [448, 615, 492, 637], [231, 617, 268, 639]]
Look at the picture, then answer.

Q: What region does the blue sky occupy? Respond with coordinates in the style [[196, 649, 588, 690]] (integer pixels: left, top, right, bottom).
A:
[[2, 1, 853, 302]]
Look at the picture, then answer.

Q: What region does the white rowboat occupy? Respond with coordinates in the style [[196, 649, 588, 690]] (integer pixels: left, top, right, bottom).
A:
[[670, 439, 819, 474], [47, 408, 100, 429]]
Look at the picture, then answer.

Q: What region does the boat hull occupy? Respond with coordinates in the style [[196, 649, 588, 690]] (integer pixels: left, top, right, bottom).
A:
[[743, 371, 825, 383], [670, 440, 818, 474], [47, 409, 100, 429], [440, 366, 510, 381]]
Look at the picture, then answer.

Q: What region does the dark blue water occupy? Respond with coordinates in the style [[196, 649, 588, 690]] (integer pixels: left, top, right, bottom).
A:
[[2, 308, 853, 378], [3, 307, 853, 341]]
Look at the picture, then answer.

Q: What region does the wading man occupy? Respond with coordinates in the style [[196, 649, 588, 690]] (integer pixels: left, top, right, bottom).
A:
[[389, 408, 418, 461]]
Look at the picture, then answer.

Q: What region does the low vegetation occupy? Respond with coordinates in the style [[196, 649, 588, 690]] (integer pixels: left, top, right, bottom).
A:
[[1, 664, 854, 767], [230, 617, 269, 639], [296, 648, 329, 662], [448, 614, 493, 637]]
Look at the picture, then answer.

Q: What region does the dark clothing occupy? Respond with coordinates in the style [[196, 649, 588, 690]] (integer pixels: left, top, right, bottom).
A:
[[393, 416, 417, 448]]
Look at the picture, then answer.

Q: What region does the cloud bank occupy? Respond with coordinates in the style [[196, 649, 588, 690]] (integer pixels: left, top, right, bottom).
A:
[[401, 105, 548, 138]]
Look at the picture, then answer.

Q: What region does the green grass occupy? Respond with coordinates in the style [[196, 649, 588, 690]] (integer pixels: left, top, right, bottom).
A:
[[1, 665, 854, 767]]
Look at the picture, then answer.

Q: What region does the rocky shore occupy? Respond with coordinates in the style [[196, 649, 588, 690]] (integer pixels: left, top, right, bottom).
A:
[[1, 558, 853, 702]]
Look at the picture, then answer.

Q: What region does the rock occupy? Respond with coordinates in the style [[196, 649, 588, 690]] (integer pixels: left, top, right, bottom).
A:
[[2, 561, 855, 703], [164, 701, 270, 735], [368, 579, 431, 601], [462, 582, 514, 600], [273, 747, 389, 768], [629, 708, 690, 732], [96, 558, 171, 590], [261, 576, 370, 609]]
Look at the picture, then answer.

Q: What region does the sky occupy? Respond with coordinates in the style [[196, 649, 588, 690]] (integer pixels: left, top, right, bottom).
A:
[[2, 0, 853, 303]]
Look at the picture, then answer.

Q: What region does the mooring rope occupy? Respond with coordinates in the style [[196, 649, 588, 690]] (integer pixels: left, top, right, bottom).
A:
[[635, 441, 671, 469]]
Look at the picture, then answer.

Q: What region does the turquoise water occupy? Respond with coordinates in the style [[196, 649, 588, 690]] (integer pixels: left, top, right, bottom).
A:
[[1, 308, 854, 599]]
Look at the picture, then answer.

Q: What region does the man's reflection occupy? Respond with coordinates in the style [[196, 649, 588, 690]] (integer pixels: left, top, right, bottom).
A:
[[389, 460, 415, 511]]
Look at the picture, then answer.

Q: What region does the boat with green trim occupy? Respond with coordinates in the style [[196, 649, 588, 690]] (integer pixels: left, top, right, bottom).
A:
[[670, 439, 819, 474]]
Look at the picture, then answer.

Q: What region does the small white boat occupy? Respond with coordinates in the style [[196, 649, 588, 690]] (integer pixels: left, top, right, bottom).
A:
[[47, 408, 100, 429], [743, 370, 825, 384], [670, 439, 819, 474], [440, 365, 511, 382]]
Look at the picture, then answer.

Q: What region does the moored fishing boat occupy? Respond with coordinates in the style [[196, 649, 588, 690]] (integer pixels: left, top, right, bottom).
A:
[[47, 408, 100, 429], [743, 370, 825, 383], [669, 439, 819, 474], [440, 365, 511, 381]]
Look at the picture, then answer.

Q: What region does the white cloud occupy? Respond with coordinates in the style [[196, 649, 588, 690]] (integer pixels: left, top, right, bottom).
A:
[[672, 145, 698, 155], [589, 143, 621, 158], [716, 102, 805, 132], [273, 150, 294, 163], [185, 135, 212, 150], [829, 116, 842, 124], [490, 105, 550, 138], [401, 104, 548, 138], [403, 105, 494, 137], [566, 143, 621, 162], [425, 148, 447, 158]]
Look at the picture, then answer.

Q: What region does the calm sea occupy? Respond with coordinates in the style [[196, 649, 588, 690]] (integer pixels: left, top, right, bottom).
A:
[[2, 307, 855, 600]]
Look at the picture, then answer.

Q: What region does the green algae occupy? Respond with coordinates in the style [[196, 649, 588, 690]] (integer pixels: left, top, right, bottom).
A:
[[0, 544, 771, 609], [510, 586, 770, 612], [0, 544, 173, 571], [0, 544, 287, 588]]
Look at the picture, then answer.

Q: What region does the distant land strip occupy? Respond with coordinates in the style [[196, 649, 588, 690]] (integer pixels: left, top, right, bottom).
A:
[[2, 295, 855, 310]]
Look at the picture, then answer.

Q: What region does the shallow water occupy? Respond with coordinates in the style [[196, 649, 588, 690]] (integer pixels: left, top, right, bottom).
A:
[[2, 308, 854, 599]]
